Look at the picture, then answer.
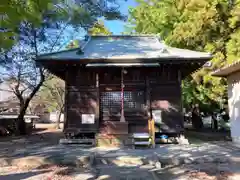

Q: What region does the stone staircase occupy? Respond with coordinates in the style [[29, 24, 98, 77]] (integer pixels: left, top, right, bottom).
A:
[[132, 133, 151, 148]]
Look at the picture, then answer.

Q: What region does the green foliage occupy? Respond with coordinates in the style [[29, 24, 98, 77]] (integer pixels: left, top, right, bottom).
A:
[[0, 0, 55, 50], [128, 0, 240, 111], [88, 20, 112, 35], [66, 20, 111, 49], [0, 0, 125, 51], [66, 40, 80, 49], [38, 76, 65, 113]]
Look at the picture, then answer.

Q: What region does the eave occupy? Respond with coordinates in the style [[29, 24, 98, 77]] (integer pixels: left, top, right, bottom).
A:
[[212, 60, 240, 77]]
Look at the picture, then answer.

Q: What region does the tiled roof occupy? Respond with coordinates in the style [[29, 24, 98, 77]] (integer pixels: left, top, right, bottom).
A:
[[37, 35, 212, 62], [212, 60, 240, 77]]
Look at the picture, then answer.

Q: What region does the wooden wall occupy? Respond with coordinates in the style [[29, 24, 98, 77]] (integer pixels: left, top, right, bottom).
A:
[[64, 67, 99, 133], [149, 66, 183, 133], [64, 65, 183, 135]]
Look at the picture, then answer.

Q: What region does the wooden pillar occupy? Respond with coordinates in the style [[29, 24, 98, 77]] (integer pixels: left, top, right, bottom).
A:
[[178, 68, 184, 134], [96, 71, 100, 129], [146, 73, 155, 148], [120, 68, 126, 122], [63, 66, 68, 131], [145, 74, 152, 119], [178, 68, 183, 111]]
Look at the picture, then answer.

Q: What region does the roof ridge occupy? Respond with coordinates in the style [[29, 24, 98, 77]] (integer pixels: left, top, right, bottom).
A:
[[37, 48, 79, 58], [166, 46, 212, 55], [38, 35, 163, 58], [36, 35, 212, 61], [81, 36, 91, 51], [88, 34, 160, 38]]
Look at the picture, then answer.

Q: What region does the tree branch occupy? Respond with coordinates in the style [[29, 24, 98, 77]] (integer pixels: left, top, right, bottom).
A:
[[49, 23, 70, 52], [25, 67, 45, 107], [32, 26, 39, 56]]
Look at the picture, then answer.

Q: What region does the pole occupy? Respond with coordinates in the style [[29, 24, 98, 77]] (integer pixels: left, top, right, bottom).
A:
[[120, 68, 125, 122]]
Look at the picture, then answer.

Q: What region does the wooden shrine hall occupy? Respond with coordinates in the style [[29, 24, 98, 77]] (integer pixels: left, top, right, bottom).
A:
[[36, 35, 212, 146]]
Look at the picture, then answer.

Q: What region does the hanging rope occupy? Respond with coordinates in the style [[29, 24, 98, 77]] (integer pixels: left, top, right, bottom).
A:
[[120, 68, 125, 122]]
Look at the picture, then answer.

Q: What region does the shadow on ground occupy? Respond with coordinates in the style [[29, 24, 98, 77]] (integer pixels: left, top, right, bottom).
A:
[[0, 170, 50, 180], [0, 126, 239, 180]]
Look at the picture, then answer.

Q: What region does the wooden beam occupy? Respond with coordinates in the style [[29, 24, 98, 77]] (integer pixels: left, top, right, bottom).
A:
[[145, 74, 151, 119], [63, 69, 68, 131]]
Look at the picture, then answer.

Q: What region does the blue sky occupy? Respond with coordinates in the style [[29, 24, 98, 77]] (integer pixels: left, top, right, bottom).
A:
[[103, 0, 137, 34], [0, 0, 138, 75], [65, 0, 137, 45]]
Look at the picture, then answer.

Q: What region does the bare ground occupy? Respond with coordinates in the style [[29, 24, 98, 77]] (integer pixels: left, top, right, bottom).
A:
[[0, 124, 239, 180]]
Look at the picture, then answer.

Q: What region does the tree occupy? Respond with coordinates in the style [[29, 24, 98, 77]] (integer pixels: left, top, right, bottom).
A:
[[66, 20, 112, 49], [1, 0, 126, 135], [66, 40, 80, 49], [128, 0, 240, 111], [88, 20, 112, 35], [39, 76, 65, 129], [1, 40, 46, 135], [0, 0, 52, 50], [0, 0, 125, 51]]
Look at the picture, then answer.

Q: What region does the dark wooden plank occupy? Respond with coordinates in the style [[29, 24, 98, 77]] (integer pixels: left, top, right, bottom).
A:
[[100, 121, 128, 135], [150, 84, 183, 133], [145, 74, 151, 119], [64, 66, 184, 135], [64, 70, 68, 129], [66, 86, 99, 133], [67, 67, 96, 86]]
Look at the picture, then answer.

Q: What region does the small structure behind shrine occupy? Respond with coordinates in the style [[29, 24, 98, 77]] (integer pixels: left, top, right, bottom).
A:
[[212, 60, 240, 147]]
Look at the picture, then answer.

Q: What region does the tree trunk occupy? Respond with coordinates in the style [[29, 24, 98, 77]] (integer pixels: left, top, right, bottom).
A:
[[15, 68, 45, 135], [56, 110, 62, 129], [17, 104, 28, 135]]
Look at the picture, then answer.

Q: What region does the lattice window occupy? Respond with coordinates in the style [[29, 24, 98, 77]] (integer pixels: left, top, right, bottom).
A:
[[100, 91, 145, 117]]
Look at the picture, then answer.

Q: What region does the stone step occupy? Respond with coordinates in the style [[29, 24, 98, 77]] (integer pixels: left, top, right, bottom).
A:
[[134, 141, 150, 145], [132, 133, 150, 139], [59, 138, 95, 146], [96, 135, 133, 147]]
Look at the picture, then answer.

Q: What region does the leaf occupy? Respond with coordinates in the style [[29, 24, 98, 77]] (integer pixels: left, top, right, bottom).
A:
[[128, 0, 240, 110]]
